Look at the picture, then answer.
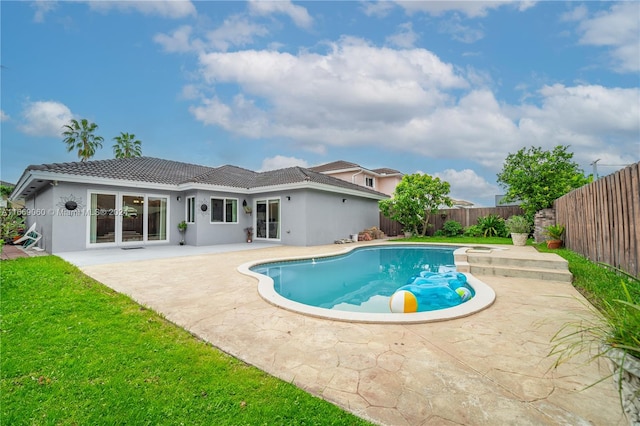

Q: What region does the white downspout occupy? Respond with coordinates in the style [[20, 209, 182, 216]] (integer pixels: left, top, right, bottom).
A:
[[351, 169, 363, 185]]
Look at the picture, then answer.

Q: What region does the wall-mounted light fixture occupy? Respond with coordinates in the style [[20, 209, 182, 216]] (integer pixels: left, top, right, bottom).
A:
[[342, 198, 347, 203], [177, 196, 182, 202], [201, 204, 208, 212], [286, 196, 291, 201], [242, 200, 247, 207]]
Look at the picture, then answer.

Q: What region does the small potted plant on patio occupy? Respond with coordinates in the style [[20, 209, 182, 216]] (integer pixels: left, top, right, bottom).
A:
[[178, 220, 187, 245], [505, 215, 531, 246], [543, 224, 565, 249], [244, 226, 253, 243]]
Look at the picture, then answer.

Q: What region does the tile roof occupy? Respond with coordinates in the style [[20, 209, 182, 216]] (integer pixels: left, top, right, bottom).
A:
[[308, 160, 359, 172], [21, 157, 386, 197], [372, 167, 402, 175], [27, 157, 213, 185], [309, 160, 402, 176]]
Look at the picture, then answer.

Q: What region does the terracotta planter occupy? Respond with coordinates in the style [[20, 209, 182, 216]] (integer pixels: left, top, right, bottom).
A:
[[510, 233, 528, 246], [546, 239, 562, 249]]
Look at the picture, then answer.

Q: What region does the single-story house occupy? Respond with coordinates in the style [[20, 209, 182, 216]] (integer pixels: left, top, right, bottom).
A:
[[9, 157, 388, 253]]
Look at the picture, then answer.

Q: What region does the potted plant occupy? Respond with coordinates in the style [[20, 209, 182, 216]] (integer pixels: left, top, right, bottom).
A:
[[505, 215, 531, 246], [0, 207, 25, 243], [550, 268, 639, 424], [543, 224, 565, 249], [244, 227, 253, 243], [177, 220, 187, 245]]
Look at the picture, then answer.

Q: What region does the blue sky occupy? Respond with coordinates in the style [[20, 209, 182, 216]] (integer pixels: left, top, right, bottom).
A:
[[2, 1, 638, 206]]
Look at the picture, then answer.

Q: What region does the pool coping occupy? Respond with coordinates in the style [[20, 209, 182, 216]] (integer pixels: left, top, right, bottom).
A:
[[237, 242, 497, 324]]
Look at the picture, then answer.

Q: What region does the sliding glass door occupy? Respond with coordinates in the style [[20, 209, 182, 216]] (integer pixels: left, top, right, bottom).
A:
[[256, 199, 280, 240], [88, 192, 168, 246], [90, 193, 116, 244], [122, 194, 144, 242]]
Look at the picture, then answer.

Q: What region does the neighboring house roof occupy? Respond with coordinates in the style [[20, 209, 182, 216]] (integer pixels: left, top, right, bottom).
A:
[[309, 160, 402, 177], [371, 167, 402, 176], [11, 157, 388, 200]]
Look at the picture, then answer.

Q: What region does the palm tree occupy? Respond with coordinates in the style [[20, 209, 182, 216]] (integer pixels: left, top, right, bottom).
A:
[[112, 132, 142, 158], [62, 118, 104, 162]]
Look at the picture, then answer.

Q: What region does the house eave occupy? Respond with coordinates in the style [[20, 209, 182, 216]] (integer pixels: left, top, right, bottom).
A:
[[248, 181, 388, 200], [11, 170, 179, 199]]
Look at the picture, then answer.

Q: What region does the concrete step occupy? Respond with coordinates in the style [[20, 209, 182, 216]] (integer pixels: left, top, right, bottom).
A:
[[469, 264, 573, 283], [454, 247, 573, 283], [465, 253, 569, 271]]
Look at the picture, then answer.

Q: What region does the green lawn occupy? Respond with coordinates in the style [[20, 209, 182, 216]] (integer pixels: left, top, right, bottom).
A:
[[1, 256, 372, 425]]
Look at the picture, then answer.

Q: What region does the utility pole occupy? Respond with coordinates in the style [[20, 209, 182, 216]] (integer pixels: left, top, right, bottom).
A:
[[590, 159, 600, 180]]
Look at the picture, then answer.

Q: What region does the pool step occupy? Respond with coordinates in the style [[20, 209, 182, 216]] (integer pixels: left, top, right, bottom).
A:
[[455, 249, 573, 283]]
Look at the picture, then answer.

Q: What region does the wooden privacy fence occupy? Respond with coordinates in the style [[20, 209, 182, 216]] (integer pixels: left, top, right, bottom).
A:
[[555, 162, 639, 278], [379, 205, 525, 237]]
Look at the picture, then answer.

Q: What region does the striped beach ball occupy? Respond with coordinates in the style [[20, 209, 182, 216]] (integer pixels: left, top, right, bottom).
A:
[[389, 290, 418, 313], [455, 287, 472, 302]]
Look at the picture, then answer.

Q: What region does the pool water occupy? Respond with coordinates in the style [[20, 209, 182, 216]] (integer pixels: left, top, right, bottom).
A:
[[250, 245, 475, 313]]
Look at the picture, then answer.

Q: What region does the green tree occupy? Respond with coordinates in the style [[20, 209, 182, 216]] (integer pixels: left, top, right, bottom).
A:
[[497, 145, 590, 220], [113, 132, 143, 158], [62, 118, 104, 162], [379, 173, 453, 236]]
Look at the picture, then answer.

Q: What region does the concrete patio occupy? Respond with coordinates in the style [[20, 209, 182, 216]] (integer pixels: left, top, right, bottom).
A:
[[64, 242, 626, 425]]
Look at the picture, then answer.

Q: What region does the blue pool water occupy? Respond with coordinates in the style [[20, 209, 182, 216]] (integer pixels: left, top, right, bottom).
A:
[[250, 245, 475, 313]]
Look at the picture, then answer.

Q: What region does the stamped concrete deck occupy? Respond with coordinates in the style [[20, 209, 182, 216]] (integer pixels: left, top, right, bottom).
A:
[[70, 243, 626, 425]]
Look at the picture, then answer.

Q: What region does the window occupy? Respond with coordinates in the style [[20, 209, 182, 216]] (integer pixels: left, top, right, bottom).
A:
[[210, 198, 238, 223], [186, 196, 195, 223], [365, 177, 375, 188]]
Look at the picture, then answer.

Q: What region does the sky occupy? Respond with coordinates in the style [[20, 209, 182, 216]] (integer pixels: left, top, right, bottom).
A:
[[1, 0, 639, 207]]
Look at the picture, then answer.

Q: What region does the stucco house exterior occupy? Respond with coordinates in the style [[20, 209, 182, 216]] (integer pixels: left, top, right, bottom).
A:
[[9, 157, 388, 253], [309, 161, 403, 196]]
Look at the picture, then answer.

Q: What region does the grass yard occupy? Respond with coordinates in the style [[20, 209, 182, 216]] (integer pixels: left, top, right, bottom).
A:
[[1, 256, 372, 425]]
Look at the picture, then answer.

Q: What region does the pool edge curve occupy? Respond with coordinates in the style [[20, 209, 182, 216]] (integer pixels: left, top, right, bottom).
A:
[[238, 242, 497, 324]]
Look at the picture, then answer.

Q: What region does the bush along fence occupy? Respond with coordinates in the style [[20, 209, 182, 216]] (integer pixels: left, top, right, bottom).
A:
[[555, 161, 639, 278], [379, 205, 525, 237]]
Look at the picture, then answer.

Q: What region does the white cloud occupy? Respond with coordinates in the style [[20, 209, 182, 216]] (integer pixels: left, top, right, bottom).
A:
[[361, 1, 396, 18], [259, 155, 309, 172], [88, 0, 196, 19], [206, 15, 269, 52], [248, 0, 313, 30], [518, 84, 639, 149], [575, 2, 640, 73], [183, 36, 637, 176], [18, 100, 74, 137], [154, 25, 202, 53], [395, 1, 535, 18], [386, 22, 418, 48], [31, 0, 57, 23], [438, 14, 485, 44], [433, 169, 498, 206], [0, 110, 9, 122]]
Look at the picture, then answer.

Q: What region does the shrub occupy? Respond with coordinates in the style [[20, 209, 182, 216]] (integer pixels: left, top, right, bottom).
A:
[[477, 214, 507, 238], [463, 224, 484, 237], [505, 215, 532, 235], [442, 220, 463, 237]]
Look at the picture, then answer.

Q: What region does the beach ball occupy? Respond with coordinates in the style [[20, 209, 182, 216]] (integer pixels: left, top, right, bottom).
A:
[[389, 290, 418, 313], [455, 287, 472, 302]]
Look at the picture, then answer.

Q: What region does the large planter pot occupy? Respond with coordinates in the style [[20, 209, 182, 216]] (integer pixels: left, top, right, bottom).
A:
[[546, 239, 562, 249], [606, 347, 640, 425], [510, 233, 528, 246]]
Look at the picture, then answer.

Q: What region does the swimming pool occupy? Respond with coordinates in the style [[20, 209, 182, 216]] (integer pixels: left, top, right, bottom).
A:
[[240, 243, 496, 323]]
